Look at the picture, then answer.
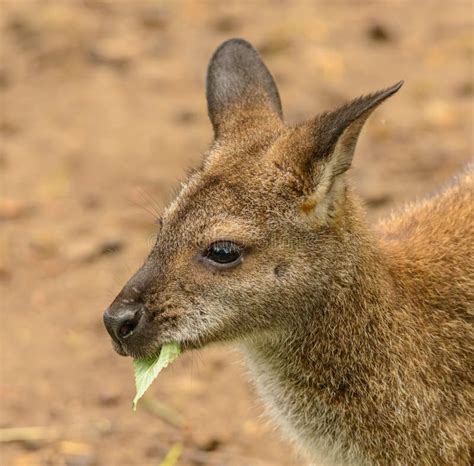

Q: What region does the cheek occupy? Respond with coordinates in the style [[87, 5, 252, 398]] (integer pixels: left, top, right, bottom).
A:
[[273, 262, 289, 277], [171, 250, 309, 310], [240, 256, 314, 303], [200, 262, 282, 306]]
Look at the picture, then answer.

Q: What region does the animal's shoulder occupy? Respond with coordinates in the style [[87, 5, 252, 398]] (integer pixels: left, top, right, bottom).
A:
[[376, 167, 473, 321], [376, 167, 473, 249]]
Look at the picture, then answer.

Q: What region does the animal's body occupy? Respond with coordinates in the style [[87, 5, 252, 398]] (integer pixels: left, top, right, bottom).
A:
[[104, 39, 473, 465], [243, 169, 473, 465]]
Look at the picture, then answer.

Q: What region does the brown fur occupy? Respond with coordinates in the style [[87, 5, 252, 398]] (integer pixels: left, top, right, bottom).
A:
[[105, 39, 473, 465]]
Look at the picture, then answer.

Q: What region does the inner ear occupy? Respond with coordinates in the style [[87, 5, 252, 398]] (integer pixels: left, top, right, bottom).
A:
[[273, 81, 403, 222], [297, 81, 404, 193], [206, 38, 283, 138]]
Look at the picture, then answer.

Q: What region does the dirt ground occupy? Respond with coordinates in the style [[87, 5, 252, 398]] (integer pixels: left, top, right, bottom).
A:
[[0, 1, 472, 465]]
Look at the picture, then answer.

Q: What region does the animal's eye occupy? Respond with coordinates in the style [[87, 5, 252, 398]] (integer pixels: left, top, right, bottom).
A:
[[205, 241, 242, 267]]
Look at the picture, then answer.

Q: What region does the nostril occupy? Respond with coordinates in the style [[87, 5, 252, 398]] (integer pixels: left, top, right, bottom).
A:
[[118, 319, 136, 338], [117, 310, 142, 339], [104, 306, 144, 343]]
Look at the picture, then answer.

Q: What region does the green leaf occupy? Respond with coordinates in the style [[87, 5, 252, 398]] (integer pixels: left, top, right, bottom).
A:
[[132, 343, 181, 411]]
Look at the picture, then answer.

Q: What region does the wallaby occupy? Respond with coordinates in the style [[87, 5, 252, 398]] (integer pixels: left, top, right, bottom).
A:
[[104, 39, 473, 465]]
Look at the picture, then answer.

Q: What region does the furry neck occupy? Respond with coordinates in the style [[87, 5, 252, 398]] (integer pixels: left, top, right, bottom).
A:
[[240, 222, 403, 465]]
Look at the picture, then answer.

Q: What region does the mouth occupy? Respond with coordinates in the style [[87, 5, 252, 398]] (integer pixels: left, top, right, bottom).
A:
[[111, 339, 129, 357], [109, 337, 202, 358], [111, 338, 161, 359]]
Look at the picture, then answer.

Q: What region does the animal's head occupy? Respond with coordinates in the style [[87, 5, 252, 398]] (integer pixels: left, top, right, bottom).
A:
[[104, 39, 402, 358]]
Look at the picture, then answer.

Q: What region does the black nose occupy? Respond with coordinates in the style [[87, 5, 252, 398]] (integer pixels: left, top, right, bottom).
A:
[[103, 306, 144, 342]]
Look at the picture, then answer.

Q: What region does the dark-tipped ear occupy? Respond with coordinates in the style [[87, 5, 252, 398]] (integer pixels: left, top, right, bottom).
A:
[[312, 81, 403, 180], [284, 81, 403, 221], [206, 38, 283, 138]]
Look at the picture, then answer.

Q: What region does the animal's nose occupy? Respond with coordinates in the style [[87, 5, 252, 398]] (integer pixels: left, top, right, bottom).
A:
[[103, 306, 144, 342]]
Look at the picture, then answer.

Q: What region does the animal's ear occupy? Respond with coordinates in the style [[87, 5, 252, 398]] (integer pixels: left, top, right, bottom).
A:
[[278, 81, 403, 220], [206, 38, 283, 139]]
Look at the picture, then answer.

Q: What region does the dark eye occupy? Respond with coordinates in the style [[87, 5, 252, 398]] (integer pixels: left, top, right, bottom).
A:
[[205, 241, 242, 267]]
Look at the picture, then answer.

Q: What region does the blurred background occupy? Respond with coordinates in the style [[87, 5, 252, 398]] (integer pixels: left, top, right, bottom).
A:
[[0, 1, 472, 465]]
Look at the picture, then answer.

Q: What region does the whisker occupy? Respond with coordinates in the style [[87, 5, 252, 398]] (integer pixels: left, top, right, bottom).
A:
[[137, 186, 162, 219], [189, 350, 204, 378], [119, 188, 158, 222], [141, 186, 163, 216]]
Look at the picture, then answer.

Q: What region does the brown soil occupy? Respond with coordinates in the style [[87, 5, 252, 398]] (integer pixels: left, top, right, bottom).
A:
[[1, 1, 472, 465]]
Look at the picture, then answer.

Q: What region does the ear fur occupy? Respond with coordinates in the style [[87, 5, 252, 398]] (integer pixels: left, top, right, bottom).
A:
[[298, 81, 404, 221], [206, 38, 283, 138]]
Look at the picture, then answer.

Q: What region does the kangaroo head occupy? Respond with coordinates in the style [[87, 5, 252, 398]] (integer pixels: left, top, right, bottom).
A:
[[103, 39, 402, 358]]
